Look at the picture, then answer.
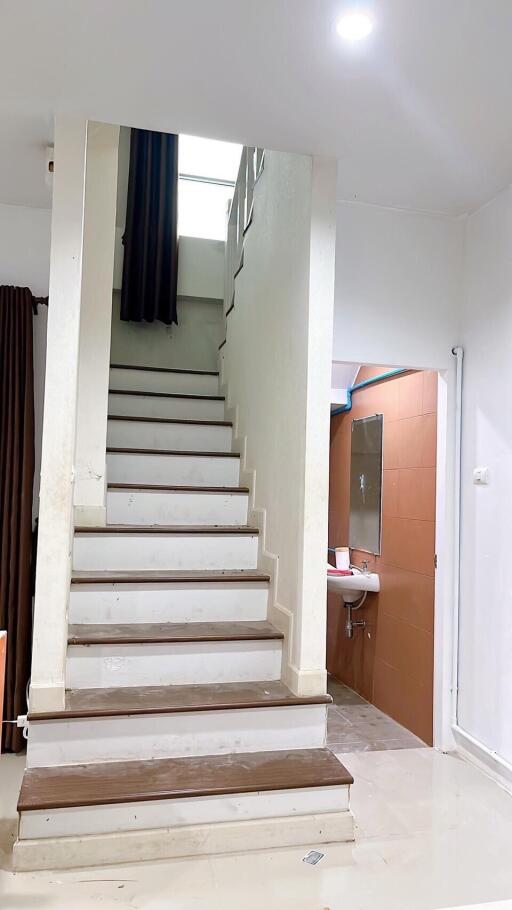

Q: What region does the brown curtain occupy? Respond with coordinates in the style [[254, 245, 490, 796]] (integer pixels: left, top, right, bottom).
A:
[[0, 286, 35, 752]]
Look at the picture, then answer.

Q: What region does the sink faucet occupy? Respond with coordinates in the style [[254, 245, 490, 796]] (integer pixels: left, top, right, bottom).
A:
[[361, 559, 369, 573]]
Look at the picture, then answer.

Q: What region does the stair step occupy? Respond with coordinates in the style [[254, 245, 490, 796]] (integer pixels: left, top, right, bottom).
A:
[[75, 524, 258, 534], [73, 526, 259, 572], [71, 569, 269, 584], [110, 389, 225, 401], [106, 485, 250, 526], [109, 365, 219, 397], [108, 391, 225, 421], [69, 570, 270, 624], [68, 620, 282, 646], [27, 682, 329, 767], [29, 680, 330, 720], [107, 416, 232, 453], [108, 414, 231, 426], [18, 749, 352, 812], [107, 447, 240, 458], [107, 483, 249, 493], [110, 363, 219, 376]]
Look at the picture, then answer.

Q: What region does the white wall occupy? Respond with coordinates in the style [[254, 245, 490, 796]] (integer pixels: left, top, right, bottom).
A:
[[220, 150, 337, 696], [110, 293, 223, 371], [0, 201, 51, 296], [334, 201, 463, 370], [457, 185, 512, 769]]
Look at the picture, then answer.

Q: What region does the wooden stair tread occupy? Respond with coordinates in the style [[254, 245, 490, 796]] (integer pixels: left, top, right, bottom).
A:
[[74, 525, 259, 534], [108, 414, 231, 427], [109, 389, 224, 402], [68, 620, 283, 645], [110, 363, 219, 377], [18, 749, 352, 811], [107, 483, 249, 493], [106, 446, 240, 458], [29, 680, 331, 721], [71, 569, 270, 584]]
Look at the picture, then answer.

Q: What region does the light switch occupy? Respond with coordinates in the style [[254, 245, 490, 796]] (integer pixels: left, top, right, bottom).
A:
[[473, 467, 489, 485]]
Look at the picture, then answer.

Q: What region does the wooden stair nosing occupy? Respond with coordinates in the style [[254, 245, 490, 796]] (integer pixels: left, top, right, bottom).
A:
[[74, 524, 259, 535], [71, 569, 270, 585], [109, 389, 225, 402], [108, 414, 231, 427], [106, 446, 240, 458], [107, 483, 249, 494], [28, 680, 332, 722], [67, 620, 282, 646], [18, 749, 353, 812], [110, 363, 219, 377]]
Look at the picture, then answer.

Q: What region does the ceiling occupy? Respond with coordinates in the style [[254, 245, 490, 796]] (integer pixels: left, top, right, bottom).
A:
[[2, 0, 512, 214]]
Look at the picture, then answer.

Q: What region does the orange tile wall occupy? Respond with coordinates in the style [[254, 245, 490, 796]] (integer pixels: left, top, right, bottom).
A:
[[327, 367, 437, 744]]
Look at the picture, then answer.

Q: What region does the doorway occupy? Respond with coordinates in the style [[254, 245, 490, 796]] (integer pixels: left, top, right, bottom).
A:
[[326, 364, 439, 754]]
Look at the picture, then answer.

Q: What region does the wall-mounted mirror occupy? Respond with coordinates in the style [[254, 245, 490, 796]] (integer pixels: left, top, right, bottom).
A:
[[349, 414, 383, 555]]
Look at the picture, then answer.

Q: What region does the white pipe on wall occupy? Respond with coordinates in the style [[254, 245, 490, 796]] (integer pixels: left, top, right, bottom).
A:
[[451, 345, 464, 727]]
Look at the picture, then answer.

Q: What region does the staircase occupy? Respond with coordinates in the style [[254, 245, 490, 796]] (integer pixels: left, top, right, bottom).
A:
[[15, 362, 353, 870]]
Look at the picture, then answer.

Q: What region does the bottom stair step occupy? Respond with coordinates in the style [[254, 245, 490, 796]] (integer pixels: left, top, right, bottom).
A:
[[19, 748, 353, 812], [16, 751, 354, 868]]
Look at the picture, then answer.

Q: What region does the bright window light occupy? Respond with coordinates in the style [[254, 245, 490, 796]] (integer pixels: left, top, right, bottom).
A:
[[178, 135, 242, 240], [336, 12, 373, 41]]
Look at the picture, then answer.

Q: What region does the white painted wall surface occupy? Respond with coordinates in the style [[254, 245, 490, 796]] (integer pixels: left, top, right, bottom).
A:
[[221, 151, 337, 695], [0, 202, 51, 296], [113, 231, 225, 300], [74, 123, 119, 526], [110, 292, 223, 371], [334, 201, 463, 370], [30, 115, 88, 713], [457, 185, 512, 768]]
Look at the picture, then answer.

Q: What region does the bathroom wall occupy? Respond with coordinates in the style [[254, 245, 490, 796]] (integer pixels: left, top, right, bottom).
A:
[[328, 366, 438, 744]]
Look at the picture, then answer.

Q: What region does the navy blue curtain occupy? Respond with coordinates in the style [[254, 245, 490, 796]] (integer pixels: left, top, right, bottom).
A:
[[121, 129, 179, 325]]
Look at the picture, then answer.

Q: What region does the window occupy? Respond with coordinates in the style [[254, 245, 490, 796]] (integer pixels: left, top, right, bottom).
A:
[[178, 135, 242, 241]]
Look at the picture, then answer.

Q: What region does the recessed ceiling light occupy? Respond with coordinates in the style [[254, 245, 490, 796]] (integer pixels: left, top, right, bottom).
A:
[[336, 12, 374, 41]]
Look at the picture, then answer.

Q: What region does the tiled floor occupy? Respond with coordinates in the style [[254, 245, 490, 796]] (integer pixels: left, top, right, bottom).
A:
[[3, 748, 512, 909], [327, 675, 426, 752]]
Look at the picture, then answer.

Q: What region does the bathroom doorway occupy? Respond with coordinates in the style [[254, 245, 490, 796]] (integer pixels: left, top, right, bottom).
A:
[[326, 364, 438, 753]]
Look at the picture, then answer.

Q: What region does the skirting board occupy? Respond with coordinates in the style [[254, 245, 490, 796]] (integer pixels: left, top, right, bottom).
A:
[[452, 725, 512, 795], [13, 810, 354, 871]]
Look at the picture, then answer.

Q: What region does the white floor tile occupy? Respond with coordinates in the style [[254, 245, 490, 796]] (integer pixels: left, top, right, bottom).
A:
[[3, 750, 512, 909]]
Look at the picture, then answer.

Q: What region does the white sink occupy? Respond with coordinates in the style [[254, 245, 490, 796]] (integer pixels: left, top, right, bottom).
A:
[[327, 566, 380, 603]]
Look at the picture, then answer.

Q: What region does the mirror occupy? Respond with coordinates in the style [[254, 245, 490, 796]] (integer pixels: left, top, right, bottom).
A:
[[349, 414, 383, 555]]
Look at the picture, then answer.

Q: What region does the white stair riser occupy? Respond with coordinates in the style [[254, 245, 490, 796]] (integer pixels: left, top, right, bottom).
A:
[[72, 533, 259, 572], [107, 418, 232, 452], [27, 705, 327, 767], [106, 452, 240, 487], [14, 811, 354, 870], [69, 582, 269, 624], [66, 640, 282, 688], [109, 392, 225, 422], [106, 489, 249, 526], [19, 785, 350, 840], [110, 367, 219, 396]]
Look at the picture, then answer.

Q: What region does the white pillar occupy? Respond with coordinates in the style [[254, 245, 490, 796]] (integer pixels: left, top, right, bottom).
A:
[[74, 122, 120, 526], [292, 156, 337, 695], [30, 116, 88, 713]]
